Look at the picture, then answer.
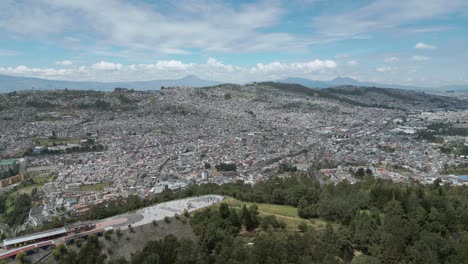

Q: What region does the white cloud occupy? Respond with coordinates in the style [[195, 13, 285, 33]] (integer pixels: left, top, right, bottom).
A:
[[376, 66, 398, 72], [0, 0, 301, 54], [0, 0, 71, 37], [0, 65, 73, 77], [206, 58, 238, 72], [56, 60, 73, 66], [415, 42, 437, 50], [412, 55, 431, 61], [313, 0, 468, 38], [0, 58, 338, 83], [91, 61, 123, 70], [384, 57, 399, 63], [250, 60, 337, 74], [153, 60, 191, 71], [347, 60, 358, 66]]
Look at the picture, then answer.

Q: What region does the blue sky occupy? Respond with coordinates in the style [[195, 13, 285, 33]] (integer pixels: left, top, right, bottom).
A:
[[0, 0, 467, 87]]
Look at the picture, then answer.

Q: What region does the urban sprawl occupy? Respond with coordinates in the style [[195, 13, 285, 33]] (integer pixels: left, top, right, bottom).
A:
[[1, 83, 468, 231]]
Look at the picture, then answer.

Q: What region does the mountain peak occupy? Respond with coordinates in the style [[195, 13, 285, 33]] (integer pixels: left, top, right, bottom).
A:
[[180, 75, 200, 80], [331, 76, 357, 82], [328, 76, 361, 86]]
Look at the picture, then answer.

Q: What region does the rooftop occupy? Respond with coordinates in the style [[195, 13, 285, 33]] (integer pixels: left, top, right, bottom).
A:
[[3, 227, 67, 246], [26, 165, 58, 172]]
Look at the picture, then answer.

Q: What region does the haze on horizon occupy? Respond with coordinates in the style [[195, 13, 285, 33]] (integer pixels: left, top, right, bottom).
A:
[[0, 0, 467, 88]]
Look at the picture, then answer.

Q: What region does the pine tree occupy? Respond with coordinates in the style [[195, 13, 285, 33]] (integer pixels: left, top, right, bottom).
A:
[[241, 205, 255, 231], [219, 203, 230, 219]]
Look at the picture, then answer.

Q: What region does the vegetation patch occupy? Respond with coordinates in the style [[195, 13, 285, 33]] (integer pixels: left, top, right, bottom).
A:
[[427, 122, 468, 136], [225, 197, 298, 218], [33, 137, 81, 146], [440, 143, 468, 156], [443, 163, 468, 175], [224, 197, 330, 230]]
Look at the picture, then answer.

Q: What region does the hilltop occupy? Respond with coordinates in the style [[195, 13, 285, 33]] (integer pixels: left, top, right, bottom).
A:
[[256, 82, 468, 111], [278, 76, 431, 91]]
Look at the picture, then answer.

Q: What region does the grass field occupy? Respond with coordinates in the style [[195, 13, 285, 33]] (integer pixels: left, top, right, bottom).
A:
[[17, 174, 56, 195], [4, 174, 56, 214], [224, 197, 330, 230], [33, 174, 55, 185], [79, 183, 108, 192]]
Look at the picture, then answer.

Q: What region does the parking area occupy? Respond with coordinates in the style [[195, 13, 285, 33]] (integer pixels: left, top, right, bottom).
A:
[[93, 195, 224, 230]]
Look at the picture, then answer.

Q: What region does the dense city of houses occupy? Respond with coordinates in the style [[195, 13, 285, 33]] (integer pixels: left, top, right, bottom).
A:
[[0, 85, 467, 226]]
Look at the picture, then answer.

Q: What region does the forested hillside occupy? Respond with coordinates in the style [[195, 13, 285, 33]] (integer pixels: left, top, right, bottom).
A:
[[47, 175, 468, 264]]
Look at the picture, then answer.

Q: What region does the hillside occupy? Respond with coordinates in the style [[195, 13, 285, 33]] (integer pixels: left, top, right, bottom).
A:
[[258, 82, 468, 111], [22, 176, 468, 264], [324, 85, 468, 111], [278, 76, 426, 90]]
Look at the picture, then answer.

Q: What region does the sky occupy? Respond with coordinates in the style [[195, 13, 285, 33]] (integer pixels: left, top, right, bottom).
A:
[[0, 0, 467, 87]]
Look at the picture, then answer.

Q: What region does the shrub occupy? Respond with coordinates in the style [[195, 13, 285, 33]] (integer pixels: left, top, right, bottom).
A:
[[298, 222, 308, 233], [76, 238, 83, 248], [104, 230, 111, 240], [15, 251, 26, 263], [183, 209, 190, 218]]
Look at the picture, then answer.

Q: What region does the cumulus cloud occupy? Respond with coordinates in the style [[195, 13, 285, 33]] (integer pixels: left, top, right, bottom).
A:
[[376, 66, 398, 72], [251, 60, 336, 74], [412, 55, 431, 61], [0, 65, 73, 77], [155, 60, 192, 70], [56, 60, 73, 66], [384, 57, 399, 63], [415, 42, 437, 50], [206, 58, 238, 72], [91, 61, 123, 70], [0, 58, 338, 83], [347, 60, 358, 66]]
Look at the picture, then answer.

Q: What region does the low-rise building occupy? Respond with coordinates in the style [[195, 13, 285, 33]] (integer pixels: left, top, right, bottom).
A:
[[29, 206, 50, 227]]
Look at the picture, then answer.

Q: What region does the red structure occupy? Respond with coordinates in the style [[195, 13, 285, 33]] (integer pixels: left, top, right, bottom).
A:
[[0, 241, 54, 261]]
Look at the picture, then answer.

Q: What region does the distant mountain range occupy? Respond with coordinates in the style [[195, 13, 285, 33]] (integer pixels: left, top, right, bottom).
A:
[[0, 74, 467, 92], [439, 85, 468, 92], [0, 74, 221, 92], [278, 76, 433, 91]]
